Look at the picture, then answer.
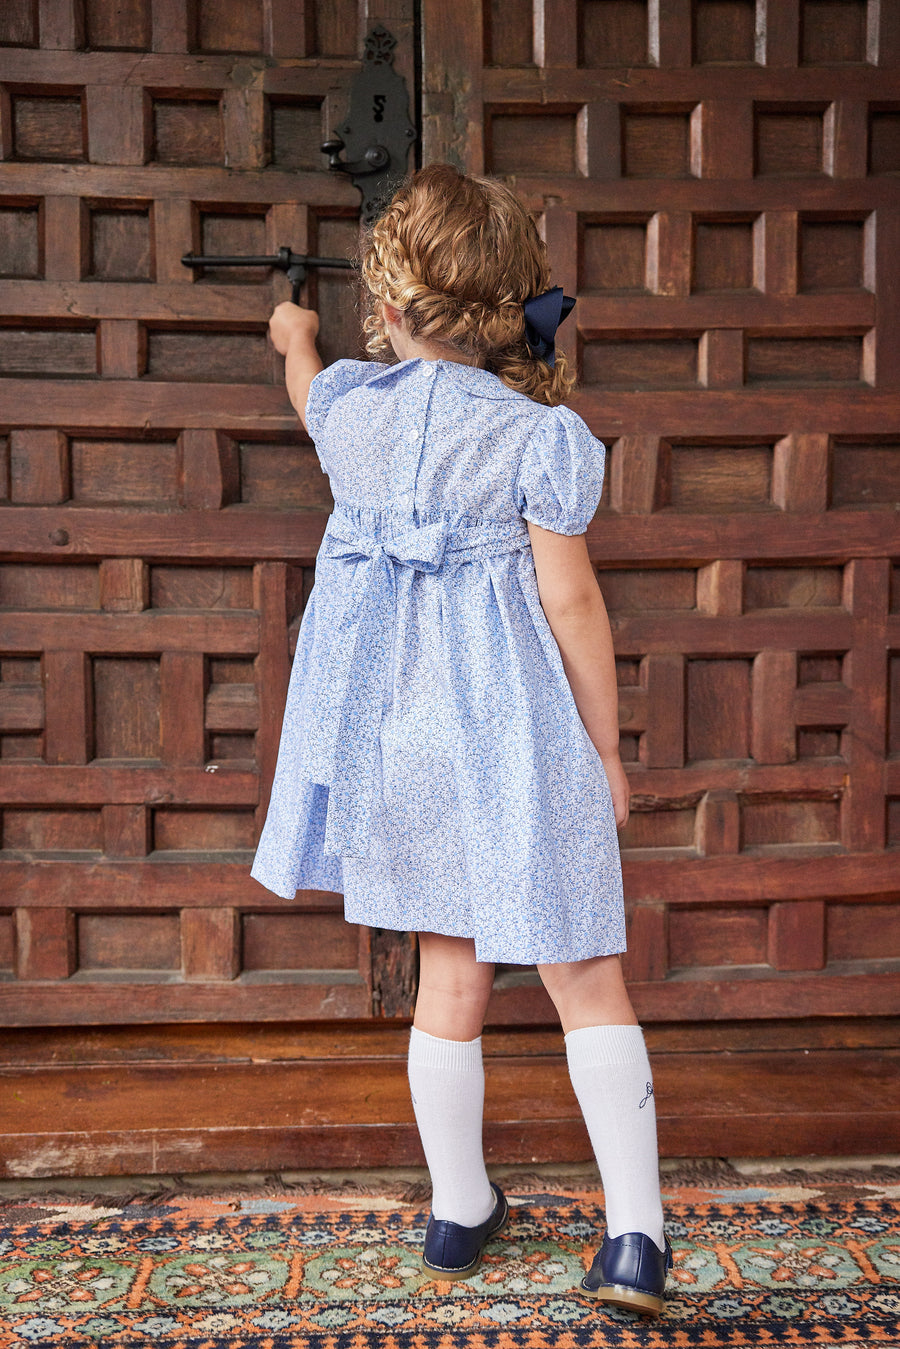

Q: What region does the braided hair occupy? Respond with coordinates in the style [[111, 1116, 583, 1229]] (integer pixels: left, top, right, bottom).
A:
[[361, 164, 576, 407]]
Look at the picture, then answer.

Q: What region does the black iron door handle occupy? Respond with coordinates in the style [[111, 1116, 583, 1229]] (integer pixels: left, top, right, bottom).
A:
[[181, 248, 354, 304]]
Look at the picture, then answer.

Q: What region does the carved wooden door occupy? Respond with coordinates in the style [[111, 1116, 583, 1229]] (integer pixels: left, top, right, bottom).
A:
[[0, 0, 415, 1024], [2, 0, 898, 1170], [419, 0, 900, 1034]]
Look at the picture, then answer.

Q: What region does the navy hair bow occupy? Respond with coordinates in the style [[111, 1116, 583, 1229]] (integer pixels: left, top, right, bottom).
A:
[[523, 286, 576, 367]]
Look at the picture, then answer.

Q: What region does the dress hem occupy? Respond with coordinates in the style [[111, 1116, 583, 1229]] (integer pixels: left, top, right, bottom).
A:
[[344, 910, 626, 966]]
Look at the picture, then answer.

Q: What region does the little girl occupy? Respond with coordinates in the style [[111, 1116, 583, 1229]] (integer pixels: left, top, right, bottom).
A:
[[252, 163, 672, 1317]]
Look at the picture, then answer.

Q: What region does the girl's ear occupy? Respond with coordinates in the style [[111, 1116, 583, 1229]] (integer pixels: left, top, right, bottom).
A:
[[382, 301, 404, 328]]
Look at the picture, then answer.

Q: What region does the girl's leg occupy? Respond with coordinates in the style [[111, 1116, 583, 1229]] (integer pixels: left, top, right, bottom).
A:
[[414, 932, 495, 1041], [409, 932, 496, 1225], [537, 952, 637, 1033], [538, 954, 665, 1248]]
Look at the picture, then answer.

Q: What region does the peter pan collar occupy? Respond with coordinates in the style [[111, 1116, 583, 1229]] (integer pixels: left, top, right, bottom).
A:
[[363, 358, 526, 401]]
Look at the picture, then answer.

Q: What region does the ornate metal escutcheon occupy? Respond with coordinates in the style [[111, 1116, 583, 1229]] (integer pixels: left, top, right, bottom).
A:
[[321, 25, 417, 223]]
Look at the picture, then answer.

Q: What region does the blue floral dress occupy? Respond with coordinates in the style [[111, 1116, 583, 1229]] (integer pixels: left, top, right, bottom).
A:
[[251, 357, 626, 964]]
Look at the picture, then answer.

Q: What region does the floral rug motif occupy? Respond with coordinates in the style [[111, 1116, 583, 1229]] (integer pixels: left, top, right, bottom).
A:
[[0, 1178, 897, 1347]]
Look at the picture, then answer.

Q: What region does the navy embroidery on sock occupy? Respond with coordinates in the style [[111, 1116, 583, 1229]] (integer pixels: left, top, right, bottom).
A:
[[639, 1082, 654, 1109]]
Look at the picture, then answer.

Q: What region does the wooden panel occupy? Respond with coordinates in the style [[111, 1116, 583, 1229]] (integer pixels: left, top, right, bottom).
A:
[[150, 567, 253, 608], [312, 0, 358, 58], [669, 906, 767, 967], [181, 907, 240, 981], [0, 656, 43, 762], [488, 111, 577, 175], [153, 808, 256, 850], [0, 1026, 897, 1176], [755, 105, 826, 175], [197, 209, 267, 282], [242, 912, 361, 971], [622, 108, 692, 178], [744, 564, 843, 608], [0, 0, 396, 1061], [800, 0, 867, 66], [103, 803, 150, 856], [9, 429, 69, 503], [799, 216, 866, 290], [746, 335, 864, 384], [146, 329, 269, 382], [768, 899, 826, 970], [488, 0, 532, 66], [239, 441, 334, 509], [603, 568, 695, 613], [581, 0, 648, 67], [4, 808, 102, 850], [71, 439, 178, 503], [93, 658, 160, 758], [100, 559, 148, 612], [152, 95, 223, 164], [694, 218, 755, 291], [694, 0, 756, 64], [583, 336, 698, 387], [12, 92, 85, 160], [0, 327, 96, 376], [312, 215, 364, 367], [0, 912, 14, 970], [832, 438, 900, 505], [829, 902, 900, 959], [869, 109, 900, 173], [15, 907, 76, 979], [84, 0, 151, 50], [581, 216, 649, 291], [195, 0, 264, 54], [687, 660, 750, 760], [0, 203, 42, 276], [668, 442, 772, 510], [88, 206, 152, 280], [269, 101, 326, 171], [77, 912, 181, 970], [0, 3, 39, 47]]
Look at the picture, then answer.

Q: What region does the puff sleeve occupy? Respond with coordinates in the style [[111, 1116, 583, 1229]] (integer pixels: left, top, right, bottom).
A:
[[305, 359, 387, 441], [516, 404, 606, 535]]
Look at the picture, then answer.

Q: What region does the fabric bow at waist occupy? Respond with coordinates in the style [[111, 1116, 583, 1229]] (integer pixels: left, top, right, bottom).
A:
[[320, 516, 530, 572], [318, 514, 530, 858]]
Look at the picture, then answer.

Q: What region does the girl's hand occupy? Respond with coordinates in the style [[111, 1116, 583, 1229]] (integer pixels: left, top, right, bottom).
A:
[[269, 301, 319, 355], [601, 752, 630, 829]]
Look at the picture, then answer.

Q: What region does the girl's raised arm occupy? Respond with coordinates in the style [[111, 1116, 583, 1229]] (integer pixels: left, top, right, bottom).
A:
[[269, 301, 324, 433], [527, 523, 629, 828]]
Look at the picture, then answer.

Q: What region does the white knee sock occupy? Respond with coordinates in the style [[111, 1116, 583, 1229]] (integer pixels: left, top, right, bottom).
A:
[[565, 1024, 665, 1248], [407, 1026, 495, 1226]]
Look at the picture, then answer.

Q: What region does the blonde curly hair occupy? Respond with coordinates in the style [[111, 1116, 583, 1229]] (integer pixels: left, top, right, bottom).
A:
[[361, 164, 576, 407]]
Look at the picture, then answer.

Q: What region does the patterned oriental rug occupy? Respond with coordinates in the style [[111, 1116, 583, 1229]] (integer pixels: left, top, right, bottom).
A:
[[0, 1168, 898, 1348]]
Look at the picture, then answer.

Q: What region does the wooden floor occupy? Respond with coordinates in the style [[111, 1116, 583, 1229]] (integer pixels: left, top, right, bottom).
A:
[[2, 1021, 897, 1180]]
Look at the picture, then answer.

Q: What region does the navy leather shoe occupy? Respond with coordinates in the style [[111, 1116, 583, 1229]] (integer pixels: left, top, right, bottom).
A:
[[422, 1183, 509, 1280], [581, 1231, 673, 1317]]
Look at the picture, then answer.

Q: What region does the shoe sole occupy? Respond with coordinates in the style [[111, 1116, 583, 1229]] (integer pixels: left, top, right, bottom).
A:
[[421, 1200, 509, 1282], [580, 1279, 665, 1318]]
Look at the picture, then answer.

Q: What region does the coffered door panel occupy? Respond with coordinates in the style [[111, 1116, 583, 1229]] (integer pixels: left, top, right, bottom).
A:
[[0, 0, 417, 1025], [421, 0, 900, 1028]]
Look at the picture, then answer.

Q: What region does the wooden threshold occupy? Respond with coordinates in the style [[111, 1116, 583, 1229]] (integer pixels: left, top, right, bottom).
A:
[[1, 1023, 897, 1179]]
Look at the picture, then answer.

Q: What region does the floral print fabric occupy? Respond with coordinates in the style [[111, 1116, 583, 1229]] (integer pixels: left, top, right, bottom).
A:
[[251, 357, 626, 964]]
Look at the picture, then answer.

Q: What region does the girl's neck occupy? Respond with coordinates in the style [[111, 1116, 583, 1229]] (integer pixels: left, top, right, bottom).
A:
[[388, 327, 483, 368]]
